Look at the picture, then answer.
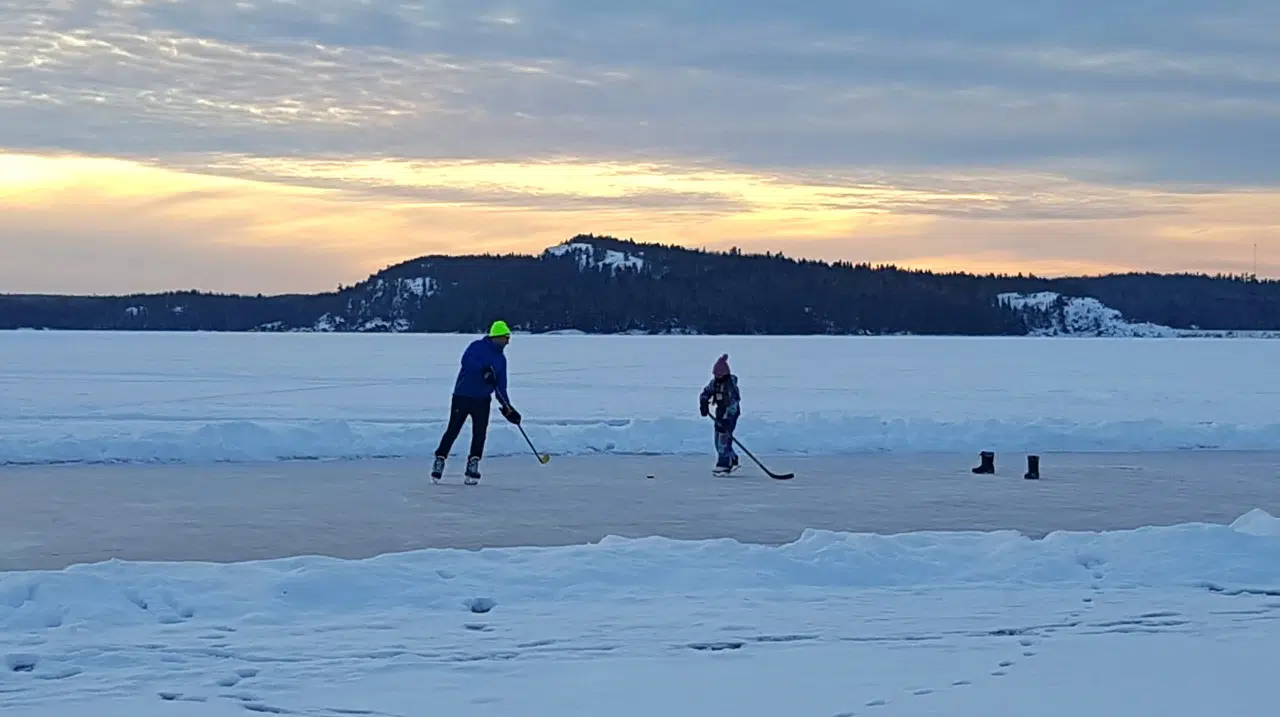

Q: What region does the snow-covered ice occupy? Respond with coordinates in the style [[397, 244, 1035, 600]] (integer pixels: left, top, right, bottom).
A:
[[3, 512, 1280, 715], [4, 331, 1280, 464], [4, 330, 1279, 714]]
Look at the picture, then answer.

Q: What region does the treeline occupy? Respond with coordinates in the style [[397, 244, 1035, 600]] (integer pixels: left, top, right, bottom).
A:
[[2, 235, 1278, 334]]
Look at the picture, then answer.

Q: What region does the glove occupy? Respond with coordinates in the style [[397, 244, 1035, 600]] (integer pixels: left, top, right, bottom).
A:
[[500, 405, 522, 425], [699, 402, 709, 418], [482, 366, 497, 387]]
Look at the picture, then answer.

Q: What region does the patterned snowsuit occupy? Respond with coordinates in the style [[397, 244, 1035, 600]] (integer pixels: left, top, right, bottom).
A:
[[699, 374, 741, 469]]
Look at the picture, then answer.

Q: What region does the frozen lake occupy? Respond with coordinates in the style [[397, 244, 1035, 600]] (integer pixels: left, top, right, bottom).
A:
[[3, 331, 1280, 715], [3, 331, 1280, 463]]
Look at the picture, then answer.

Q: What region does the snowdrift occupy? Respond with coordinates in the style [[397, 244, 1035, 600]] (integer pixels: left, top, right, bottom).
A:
[[3, 511, 1279, 631], [6, 414, 1280, 464]]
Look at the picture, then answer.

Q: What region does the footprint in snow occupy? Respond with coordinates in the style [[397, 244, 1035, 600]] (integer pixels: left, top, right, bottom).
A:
[[5, 653, 38, 673], [465, 597, 496, 614], [158, 691, 208, 703], [215, 667, 261, 687], [242, 703, 293, 714]]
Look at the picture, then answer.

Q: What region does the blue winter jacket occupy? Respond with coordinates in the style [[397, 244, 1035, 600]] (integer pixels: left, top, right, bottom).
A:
[[452, 336, 511, 405]]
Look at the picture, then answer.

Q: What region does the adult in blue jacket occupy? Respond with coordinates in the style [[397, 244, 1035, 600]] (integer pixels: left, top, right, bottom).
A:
[[432, 320, 522, 483]]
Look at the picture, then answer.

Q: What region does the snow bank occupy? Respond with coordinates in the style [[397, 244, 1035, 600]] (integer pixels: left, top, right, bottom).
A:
[[7, 519, 1280, 717], [2, 511, 1278, 631], [1230, 508, 1280, 537], [6, 330, 1280, 464], [7, 414, 1280, 464]]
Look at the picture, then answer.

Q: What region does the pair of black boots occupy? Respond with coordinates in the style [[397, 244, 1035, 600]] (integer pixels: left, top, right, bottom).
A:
[[971, 451, 1040, 480]]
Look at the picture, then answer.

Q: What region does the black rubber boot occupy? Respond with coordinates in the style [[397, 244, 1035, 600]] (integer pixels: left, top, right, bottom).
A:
[[971, 451, 995, 474], [1024, 454, 1040, 480]]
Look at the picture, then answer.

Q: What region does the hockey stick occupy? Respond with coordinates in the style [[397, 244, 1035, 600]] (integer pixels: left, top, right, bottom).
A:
[[495, 386, 550, 465], [731, 436, 793, 480], [516, 422, 551, 464], [708, 415, 793, 480]]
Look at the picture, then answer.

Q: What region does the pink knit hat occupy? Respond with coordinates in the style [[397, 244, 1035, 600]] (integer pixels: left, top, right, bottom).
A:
[[712, 353, 730, 378]]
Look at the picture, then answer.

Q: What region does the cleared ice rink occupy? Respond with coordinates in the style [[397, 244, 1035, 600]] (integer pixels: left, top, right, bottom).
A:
[[5, 332, 1280, 571], [4, 450, 1278, 570]]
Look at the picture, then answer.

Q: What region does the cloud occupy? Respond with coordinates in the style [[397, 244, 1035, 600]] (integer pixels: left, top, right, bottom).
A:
[[1, 1, 1278, 292], [2, 152, 1277, 295], [3, 0, 1277, 181], [196, 154, 1203, 222]]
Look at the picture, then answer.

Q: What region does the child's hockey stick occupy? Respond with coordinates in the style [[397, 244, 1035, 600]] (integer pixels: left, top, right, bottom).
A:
[[710, 416, 793, 480], [732, 436, 793, 480]]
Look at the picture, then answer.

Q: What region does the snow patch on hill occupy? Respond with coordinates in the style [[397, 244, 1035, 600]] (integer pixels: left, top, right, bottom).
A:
[[1000, 291, 1179, 337], [312, 313, 346, 332], [367, 276, 438, 304], [999, 291, 1280, 338], [545, 242, 646, 273], [398, 276, 437, 298], [297, 276, 441, 333]]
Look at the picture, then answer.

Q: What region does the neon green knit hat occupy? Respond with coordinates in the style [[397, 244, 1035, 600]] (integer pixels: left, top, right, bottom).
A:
[[488, 320, 511, 337]]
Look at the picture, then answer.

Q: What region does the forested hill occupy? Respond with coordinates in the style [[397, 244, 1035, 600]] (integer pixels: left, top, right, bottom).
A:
[[3, 235, 1279, 336]]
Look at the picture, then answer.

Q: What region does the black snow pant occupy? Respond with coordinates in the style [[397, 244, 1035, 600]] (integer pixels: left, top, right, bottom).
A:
[[434, 394, 491, 459]]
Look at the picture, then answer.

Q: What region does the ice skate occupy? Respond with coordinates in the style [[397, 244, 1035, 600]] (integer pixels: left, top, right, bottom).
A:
[[713, 452, 740, 476], [431, 455, 446, 482], [464, 456, 482, 485], [713, 455, 736, 476]]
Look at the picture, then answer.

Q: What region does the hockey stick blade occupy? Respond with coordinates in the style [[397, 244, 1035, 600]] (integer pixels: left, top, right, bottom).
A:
[[731, 437, 793, 480], [517, 423, 551, 464]]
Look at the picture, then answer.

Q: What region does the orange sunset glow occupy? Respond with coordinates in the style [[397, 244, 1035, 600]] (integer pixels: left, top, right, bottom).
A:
[[2, 1, 1277, 294]]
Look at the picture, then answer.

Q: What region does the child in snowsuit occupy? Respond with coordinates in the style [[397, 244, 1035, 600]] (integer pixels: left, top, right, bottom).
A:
[[699, 353, 741, 473]]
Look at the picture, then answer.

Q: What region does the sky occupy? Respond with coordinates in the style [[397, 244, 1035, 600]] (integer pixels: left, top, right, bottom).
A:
[[2, 0, 1278, 295]]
